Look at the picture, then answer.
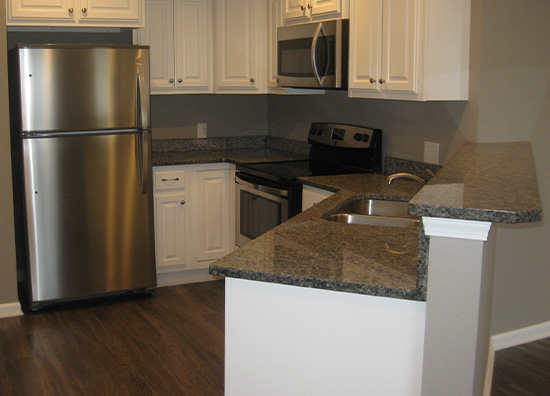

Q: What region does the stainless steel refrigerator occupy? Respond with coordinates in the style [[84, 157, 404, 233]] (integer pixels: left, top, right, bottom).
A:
[[9, 44, 157, 311]]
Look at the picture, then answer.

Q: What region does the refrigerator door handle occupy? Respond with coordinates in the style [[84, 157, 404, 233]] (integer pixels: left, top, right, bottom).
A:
[[136, 59, 150, 129], [141, 129, 151, 195], [136, 58, 150, 194]]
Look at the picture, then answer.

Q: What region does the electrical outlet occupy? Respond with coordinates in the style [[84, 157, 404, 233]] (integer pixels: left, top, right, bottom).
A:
[[197, 123, 207, 138], [424, 141, 440, 165]]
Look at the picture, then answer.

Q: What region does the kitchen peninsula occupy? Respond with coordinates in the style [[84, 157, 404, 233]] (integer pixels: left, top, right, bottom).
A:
[[207, 141, 541, 396]]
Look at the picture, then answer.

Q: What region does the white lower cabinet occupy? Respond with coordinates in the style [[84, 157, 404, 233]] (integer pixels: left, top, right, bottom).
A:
[[153, 163, 235, 286], [302, 185, 334, 211]]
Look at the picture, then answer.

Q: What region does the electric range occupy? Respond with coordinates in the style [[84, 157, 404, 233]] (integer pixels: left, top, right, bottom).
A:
[[235, 122, 382, 247]]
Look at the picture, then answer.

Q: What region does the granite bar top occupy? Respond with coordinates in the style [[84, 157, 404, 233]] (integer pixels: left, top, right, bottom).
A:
[[409, 142, 542, 223], [210, 176, 427, 300]]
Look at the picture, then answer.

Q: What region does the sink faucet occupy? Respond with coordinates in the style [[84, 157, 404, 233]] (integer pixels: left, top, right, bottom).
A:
[[387, 173, 426, 185]]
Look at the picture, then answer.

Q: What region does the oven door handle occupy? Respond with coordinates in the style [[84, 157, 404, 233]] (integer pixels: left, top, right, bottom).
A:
[[235, 174, 289, 199]]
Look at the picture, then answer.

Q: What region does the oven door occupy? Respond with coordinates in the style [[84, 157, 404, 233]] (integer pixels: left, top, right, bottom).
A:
[[235, 173, 289, 247]]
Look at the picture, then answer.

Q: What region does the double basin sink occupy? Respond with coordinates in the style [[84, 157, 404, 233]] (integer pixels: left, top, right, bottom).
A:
[[326, 199, 420, 228]]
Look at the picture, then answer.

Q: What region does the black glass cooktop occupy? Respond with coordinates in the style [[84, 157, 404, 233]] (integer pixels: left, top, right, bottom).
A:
[[237, 159, 373, 185]]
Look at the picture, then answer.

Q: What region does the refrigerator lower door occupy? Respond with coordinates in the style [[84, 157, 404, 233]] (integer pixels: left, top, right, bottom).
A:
[[22, 131, 156, 308]]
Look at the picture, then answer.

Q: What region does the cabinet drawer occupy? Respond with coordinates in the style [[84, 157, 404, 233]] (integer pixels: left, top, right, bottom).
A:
[[154, 169, 187, 191]]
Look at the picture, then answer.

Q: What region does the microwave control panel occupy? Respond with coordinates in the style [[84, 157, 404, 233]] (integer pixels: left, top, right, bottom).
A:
[[307, 122, 381, 149]]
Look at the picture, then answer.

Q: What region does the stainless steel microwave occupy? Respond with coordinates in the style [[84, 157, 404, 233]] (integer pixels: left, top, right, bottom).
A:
[[277, 19, 348, 89]]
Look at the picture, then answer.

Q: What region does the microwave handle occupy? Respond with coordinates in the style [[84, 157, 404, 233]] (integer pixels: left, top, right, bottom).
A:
[[311, 22, 326, 86]]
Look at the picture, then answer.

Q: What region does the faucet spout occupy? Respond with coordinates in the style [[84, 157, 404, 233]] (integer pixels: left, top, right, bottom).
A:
[[387, 173, 426, 185]]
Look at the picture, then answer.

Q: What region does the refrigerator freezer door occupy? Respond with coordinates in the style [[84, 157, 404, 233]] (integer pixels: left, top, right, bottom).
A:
[[17, 45, 150, 133], [23, 131, 156, 305]]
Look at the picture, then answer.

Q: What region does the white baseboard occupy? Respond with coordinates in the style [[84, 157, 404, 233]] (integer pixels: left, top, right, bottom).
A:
[[484, 320, 550, 396], [491, 320, 550, 350], [0, 302, 23, 319]]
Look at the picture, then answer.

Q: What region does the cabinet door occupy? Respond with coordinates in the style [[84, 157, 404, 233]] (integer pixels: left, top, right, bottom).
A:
[[79, 0, 142, 23], [268, 0, 282, 87], [214, 0, 265, 92], [138, 0, 176, 90], [7, 0, 76, 22], [282, 0, 307, 21], [310, 0, 341, 17], [349, 0, 381, 92], [380, 0, 418, 93], [174, 0, 213, 92], [154, 192, 190, 270], [196, 169, 232, 262]]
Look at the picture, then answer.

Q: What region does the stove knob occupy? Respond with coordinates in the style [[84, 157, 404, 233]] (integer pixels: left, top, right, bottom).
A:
[[317, 129, 323, 136], [353, 133, 362, 141], [361, 134, 370, 142], [309, 127, 316, 135]]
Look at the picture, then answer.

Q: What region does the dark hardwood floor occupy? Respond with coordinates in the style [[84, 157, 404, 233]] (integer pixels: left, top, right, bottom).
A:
[[491, 337, 550, 395], [1, 280, 549, 395], [0, 281, 225, 396]]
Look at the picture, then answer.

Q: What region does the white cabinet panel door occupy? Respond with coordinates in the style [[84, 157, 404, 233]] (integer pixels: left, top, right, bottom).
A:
[[8, 0, 76, 21], [79, 0, 142, 23], [139, 0, 176, 89], [174, 0, 212, 91], [349, 0, 381, 92], [214, 0, 263, 92], [282, 0, 306, 21], [155, 192, 189, 269], [310, 0, 341, 17], [380, 0, 418, 93], [196, 169, 232, 262]]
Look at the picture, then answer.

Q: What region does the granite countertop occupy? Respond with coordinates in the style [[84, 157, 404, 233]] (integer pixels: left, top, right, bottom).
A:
[[409, 142, 542, 223], [155, 139, 541, 300], [153, 148, 307, 167], [210, 175, 428, 301]]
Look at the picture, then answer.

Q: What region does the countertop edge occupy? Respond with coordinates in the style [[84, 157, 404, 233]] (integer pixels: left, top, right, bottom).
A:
[[209, 266, 424, 301]]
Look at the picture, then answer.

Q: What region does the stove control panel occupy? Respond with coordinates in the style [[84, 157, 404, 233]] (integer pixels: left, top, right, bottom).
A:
[[307, 123, 381, 149]]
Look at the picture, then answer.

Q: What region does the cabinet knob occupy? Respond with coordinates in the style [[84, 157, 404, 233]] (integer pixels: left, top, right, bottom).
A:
[[169, 78, 174, 84], [379, 78, 386, 84], [369, 78, 376, 84], [82, 7, 87, 13], [250, 78, 255, 83], [300, 5, 306, 10], [307, 4, 312, 9], [178, 78, 183, 83], [180, 200, 186, 205], [68, 7, 74, 13]]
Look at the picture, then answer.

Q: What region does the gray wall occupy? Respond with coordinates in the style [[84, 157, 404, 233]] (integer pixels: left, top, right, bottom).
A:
[[0, 0, 18, 305], [471, 0, 550, 334], [151, 94, 268, 139], [268, 91, 468, 164]]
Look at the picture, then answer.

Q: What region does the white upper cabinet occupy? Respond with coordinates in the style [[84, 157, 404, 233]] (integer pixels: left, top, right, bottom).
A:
[[6, 0, 144, 27], [282, 0, 348, 24], [213, 0, 268, 93], [349, 0, 471, 101], [135, 0, 213, 94]]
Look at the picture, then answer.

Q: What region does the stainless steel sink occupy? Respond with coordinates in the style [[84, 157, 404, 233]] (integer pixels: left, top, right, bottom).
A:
[[326, 199, 420, 228]]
